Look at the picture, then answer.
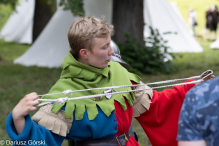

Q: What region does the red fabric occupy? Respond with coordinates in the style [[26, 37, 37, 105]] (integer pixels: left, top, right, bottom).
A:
[[126, 136, 140, 146], [113, 81, 138, 140], [113, 79, 195, 146], [114, 99, 133, 138], [114, 100, 139, 146], [135, 79, 195, 146]]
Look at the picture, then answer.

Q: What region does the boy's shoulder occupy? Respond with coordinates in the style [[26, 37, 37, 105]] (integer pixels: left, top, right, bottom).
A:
[[109, 61, 126, 70]]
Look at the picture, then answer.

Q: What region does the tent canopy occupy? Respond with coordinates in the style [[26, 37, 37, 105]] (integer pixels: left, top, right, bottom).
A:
[[210, 39, 219, 49], [144, 0, 203, 53], [0, 0, 35, 44]]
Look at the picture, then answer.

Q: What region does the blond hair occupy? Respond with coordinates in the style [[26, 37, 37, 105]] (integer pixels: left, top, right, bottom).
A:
[[68, 16, 114, 59]]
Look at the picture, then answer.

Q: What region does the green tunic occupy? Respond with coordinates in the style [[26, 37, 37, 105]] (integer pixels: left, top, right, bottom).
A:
[[41, 53, 141, 120]]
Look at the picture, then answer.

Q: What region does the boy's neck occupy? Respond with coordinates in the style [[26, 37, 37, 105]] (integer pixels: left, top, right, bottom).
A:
[[77, 57, 89, 66]]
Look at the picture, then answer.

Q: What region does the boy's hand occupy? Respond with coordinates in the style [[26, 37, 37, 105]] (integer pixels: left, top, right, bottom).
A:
[[12, 92, 39, 135], [12, 92, 39, 120]]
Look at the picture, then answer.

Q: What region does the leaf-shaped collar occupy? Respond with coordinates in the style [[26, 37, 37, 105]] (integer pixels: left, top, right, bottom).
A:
[[61, 53, 110, 79], [42, 52, 141, 120]]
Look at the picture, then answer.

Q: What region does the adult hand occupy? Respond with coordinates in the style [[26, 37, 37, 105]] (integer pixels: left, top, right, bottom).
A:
[[210, 75, 215, 79], [195, 75, 215, 85]]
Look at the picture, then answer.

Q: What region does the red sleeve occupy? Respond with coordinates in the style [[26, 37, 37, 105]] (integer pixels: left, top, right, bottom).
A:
[[135, 79, 195, 146]]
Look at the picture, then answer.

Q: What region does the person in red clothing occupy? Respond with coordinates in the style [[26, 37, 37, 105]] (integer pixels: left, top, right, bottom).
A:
[[6, 16, 213, 146], [135, 81, 195, 146]]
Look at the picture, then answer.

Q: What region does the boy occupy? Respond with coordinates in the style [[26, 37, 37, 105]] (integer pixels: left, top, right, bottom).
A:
[[7, 16, 199, 146]]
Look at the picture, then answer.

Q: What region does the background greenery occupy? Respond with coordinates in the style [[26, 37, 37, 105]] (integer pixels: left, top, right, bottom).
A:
[[118, 31, 176, 75], [0, 4, 12, 30], [1, 1, 219, 146]]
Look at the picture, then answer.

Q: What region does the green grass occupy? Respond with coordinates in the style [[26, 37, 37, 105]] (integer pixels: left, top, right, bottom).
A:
[[0, 4, 12, 30], [0, 39, 30, 61]]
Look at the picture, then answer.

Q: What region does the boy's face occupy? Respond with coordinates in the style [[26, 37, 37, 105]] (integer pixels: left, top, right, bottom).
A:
[[86, 35, 114, 68]]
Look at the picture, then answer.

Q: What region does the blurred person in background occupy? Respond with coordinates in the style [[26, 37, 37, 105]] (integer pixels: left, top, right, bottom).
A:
[[205, 7, 212, 40], [208, 5, 219, 40], [188, 7, 197, 36]]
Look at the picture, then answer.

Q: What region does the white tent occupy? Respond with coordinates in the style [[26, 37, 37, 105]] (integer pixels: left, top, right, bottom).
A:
[[14, 0, 112, 68], [210, 39, 219, 49], [144, 0, 203, 53], [14, 0, 202, 68], [0, 0, 35, 44]]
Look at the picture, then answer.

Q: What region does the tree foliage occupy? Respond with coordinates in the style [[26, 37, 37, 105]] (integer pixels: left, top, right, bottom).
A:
[[0, 0, 84, 16], [0, 0, 18, 10], [59, 0, 84, 16], [118, 26, 177, 74]]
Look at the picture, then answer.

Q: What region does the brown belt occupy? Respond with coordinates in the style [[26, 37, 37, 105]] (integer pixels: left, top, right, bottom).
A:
[[75, 132, 130, 146]]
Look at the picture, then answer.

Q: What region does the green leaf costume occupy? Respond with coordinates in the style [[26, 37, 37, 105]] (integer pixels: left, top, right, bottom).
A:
[[41, 53, 141, 120]]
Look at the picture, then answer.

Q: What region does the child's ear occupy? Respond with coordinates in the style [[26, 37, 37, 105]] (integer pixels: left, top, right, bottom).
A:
[[79, 49, 88, 59]]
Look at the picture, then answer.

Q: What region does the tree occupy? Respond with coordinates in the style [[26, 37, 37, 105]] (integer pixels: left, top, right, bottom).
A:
[[32, 0, 56, 42], [112, 0, 144, 44]]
